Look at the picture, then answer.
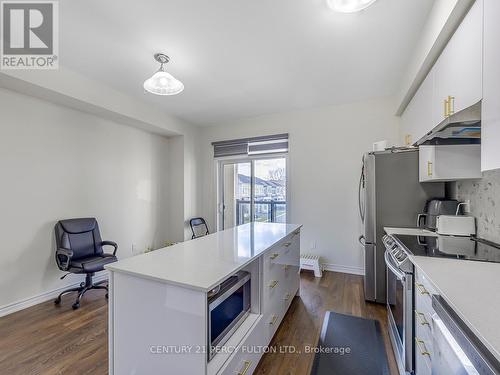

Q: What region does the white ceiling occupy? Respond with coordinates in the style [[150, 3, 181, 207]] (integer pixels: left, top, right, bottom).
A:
[[60, 0, 433, 126]]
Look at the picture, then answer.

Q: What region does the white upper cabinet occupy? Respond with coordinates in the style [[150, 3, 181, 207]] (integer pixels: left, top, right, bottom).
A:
[[419, 144, 482, 182], [432, 0, 483, 126], [401, 70, 434, 146], [482, 0, 500, 171], [401, 0, 483, 146]]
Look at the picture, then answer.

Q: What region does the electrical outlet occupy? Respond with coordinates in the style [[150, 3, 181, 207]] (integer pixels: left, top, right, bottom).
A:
[[310, 240, 317, 250]]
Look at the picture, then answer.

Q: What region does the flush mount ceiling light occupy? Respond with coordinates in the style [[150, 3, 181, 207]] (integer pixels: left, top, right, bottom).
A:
[[143, 53, 184, 96], [327, 0, 378, 13]]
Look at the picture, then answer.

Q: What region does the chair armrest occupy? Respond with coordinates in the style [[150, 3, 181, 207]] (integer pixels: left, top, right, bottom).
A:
[[56, 248, 74, 271], [102, 240, 118, 256]]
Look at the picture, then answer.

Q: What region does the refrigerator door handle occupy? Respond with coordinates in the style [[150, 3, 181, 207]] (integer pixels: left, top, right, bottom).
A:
[[359, 235, 374, 246]]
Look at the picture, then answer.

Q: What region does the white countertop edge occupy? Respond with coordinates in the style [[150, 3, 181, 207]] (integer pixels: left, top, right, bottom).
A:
[[107, 254, 258, 293], [410, 255, 500, 363], [106, 223, 303, 292], [384, 226, 437, 236]]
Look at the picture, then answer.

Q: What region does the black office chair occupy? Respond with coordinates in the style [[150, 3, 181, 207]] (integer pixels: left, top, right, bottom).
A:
[[190, 217, 209, 239], [54, 218, 118, 309]]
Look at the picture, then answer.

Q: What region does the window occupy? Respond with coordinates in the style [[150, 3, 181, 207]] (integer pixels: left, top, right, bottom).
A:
[[218, 157, 287, 230]]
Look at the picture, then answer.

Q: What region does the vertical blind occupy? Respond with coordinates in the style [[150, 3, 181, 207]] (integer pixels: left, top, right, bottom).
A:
[[212, 133, 289, 158]]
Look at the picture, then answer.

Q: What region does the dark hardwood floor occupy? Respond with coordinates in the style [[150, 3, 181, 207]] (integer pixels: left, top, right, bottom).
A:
[[0, 271, 397, 375]]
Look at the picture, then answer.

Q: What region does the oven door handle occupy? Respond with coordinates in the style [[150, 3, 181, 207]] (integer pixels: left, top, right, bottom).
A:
[[384, 251, 406, 281]]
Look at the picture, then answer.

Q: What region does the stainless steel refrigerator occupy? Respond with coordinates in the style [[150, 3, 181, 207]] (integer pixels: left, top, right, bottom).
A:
[[358, 149, 444, 303]]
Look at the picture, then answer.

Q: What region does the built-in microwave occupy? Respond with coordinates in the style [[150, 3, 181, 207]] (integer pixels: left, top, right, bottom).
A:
[[208, 270, 251, 361]]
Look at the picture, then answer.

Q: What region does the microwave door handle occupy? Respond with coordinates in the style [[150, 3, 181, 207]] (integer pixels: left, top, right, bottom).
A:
[[384, 251, 406, 280]]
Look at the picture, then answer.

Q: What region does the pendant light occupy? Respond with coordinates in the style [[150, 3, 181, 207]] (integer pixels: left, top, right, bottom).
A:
[[143, 53, 184, 96], [327, 0, 378, 13]]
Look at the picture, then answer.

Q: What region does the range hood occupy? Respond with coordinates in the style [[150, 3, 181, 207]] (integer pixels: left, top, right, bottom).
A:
[[416, 101, 481, 145]]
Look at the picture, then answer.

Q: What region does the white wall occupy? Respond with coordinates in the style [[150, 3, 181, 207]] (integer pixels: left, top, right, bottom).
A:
[[0, 87, 173, 310], [199, 97, 399, 273]]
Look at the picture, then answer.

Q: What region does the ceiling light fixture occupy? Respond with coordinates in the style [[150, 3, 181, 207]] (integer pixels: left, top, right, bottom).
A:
[[143, 53, 184, 96], [326, 0, 378, 13]]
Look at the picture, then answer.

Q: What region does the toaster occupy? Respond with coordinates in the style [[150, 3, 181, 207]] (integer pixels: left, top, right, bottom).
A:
[[436, 215, 476, 236], [418, 199, 461, 231]]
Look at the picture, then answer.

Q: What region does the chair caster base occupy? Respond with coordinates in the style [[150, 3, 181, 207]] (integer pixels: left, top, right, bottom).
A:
[[72, 303, 80, 310], [54, 298, 61, 305]]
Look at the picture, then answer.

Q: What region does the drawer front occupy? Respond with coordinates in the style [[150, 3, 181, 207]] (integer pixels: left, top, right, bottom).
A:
[[414, 268, 435, 375], [262, 305, 283, 343], [414, 335, 432, 375], [262, 231, 300, 314], [218, 318, 265, 375], [415, 269, 437, 312], [262, 275, 284, 314], [414, 309, 433, 342]]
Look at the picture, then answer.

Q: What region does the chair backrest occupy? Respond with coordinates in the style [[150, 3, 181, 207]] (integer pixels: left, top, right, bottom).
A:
[[55, 218, 103, 260], [190, 217, 209, 239]]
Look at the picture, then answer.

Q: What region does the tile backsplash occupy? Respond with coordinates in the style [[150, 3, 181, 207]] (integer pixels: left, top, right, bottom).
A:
[[450, 169, 500, 243]]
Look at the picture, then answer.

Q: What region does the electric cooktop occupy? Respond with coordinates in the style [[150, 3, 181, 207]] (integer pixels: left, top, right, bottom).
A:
[[393, 234, 500, 263]]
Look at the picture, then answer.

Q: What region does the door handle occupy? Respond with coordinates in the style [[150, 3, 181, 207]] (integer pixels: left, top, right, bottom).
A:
[[415, 338, 431, 356], [238, 360, 252, 375], [415, 283, 430, 295], [448, 95, 455, 116]]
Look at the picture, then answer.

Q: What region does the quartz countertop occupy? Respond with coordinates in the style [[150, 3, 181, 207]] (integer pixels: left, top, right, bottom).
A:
[[106, 222, 301, 292], [410, 255, 500, 363]]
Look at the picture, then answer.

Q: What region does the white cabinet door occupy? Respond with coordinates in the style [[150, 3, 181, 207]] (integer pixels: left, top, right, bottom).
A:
[[482, 0, 500, 171], [419, 145, 481, 182], [432, 0, 483, 126], [401, 70, 434, 146]]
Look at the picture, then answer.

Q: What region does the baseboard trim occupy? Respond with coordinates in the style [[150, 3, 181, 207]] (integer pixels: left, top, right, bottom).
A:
[[322, 263, 365, 276], [0, 273, 108, 318]]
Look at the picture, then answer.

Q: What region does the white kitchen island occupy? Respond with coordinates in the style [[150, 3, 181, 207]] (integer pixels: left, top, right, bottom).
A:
[[106, 222, 302, 375]]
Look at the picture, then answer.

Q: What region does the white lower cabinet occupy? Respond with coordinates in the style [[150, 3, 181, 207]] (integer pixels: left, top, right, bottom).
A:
[[217, 317, 265, 375], [419, 144, 481, 182], [414, 269, 436, 375], [218, 231, 301, 375]]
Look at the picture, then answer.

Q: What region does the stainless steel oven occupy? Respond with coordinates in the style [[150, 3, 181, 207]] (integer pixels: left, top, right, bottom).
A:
[[383, 235, 414, 375], [208, 271, 251, 361]]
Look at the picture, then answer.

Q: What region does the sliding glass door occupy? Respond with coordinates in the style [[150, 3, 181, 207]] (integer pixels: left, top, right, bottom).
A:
[[218, 157, 287, 230]]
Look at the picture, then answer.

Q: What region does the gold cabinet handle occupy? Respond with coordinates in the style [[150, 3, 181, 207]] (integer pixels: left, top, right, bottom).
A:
[[416, 283, 430, 295], [444, 98, 449, 117], [269, 315, 278, 325], [415, 310, 430, 327], [448, 95, 455, 116], [283, 264, 290, 270], [269, 280, 278, 288], [283, 293, 291, 301], [270, 252, 280, 260], [238, 360, 252, 375], [427, 161, 433, 177], [405, 134, 412, 146], [415, 338, 431, 356]]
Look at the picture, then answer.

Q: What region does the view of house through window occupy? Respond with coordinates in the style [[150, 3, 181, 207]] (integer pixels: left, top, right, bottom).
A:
[[220, 157, 287, 229]]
